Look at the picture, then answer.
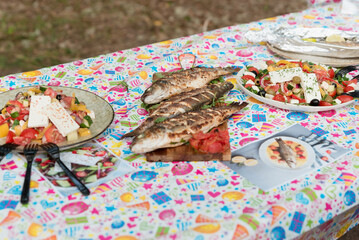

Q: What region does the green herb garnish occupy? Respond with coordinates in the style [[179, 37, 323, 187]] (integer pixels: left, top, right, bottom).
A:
[[10, 112, 19, 119], [39, 86, 47, 92], [154, 117, 167, 123], [12, 119, 19, 127], [75, 97, 80, 104]]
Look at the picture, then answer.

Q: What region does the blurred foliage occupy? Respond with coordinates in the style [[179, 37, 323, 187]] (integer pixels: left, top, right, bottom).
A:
[[0, 0, 306, 76]]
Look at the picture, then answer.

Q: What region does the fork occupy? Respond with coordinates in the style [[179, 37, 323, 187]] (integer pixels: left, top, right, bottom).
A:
[[21, 143, 39, 204], [0, 143, 18, 162], [41, 143, 90, 196]]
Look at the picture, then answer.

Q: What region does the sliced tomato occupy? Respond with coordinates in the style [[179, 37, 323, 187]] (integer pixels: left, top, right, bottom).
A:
[[61, 96, 74, 109], [266, 60, 275, 66], [260, 75, 271, 88], [336, 95, 354, 103], [344, 86, 355, 93], [313, 70, 329, 82], [8, 100, 23, 108], [247, 67, 259, 75], [244, 84, 254, 88], [319, 101, 332, 106], [328, 89, 336, 97], [328, 68, 335, 78], [44, 125, 66, 144], [265, 84, 280, 93], [13, 136, 32, 146], [273, 94, 286, 102], [44, 87, 57, 98], [20, 128, 39, 139], [342, 79, 358, 87], [190, 128, 229, 154], [95, 150, 107, 157], [20, 108, 29, 115], [291, 94, 306, 103], [242, 75, 255, 82], [6, 131, 16, 143]]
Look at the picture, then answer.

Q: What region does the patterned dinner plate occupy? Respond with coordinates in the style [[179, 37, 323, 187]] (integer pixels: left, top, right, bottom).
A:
[[0, 86, 114, 152]]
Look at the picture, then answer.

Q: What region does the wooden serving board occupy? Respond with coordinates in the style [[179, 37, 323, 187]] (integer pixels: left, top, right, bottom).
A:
[[146, 122, 231, 162]]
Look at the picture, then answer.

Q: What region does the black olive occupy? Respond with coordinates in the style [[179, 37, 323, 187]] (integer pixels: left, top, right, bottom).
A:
[[258, 90, 266, 97], [56, 94, 62, 101], [331, 82, 337, 88], [250, 71, 258, 77], [309, 99, 320, 106]]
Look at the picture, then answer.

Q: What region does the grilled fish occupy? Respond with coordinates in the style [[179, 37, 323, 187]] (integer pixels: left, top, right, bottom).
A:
[[275, 138, 297, 168], [123, 81, 234, 138], [141, 67, 238, 104], [131, 102, 248, 153]]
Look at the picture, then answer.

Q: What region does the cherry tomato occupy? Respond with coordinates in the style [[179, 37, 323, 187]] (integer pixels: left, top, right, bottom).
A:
[[244, 84, 254, 88], [336, 95, 354, 103], [76, 171, 87, 178], [273, 94, 286, 102], [319, 101, 332, 106], [241, 75, 255, 82], [291, 94, 306, 103], [20, 128, 39, 139], [44, 125, 66, 144], [266, 60, 275, 66]]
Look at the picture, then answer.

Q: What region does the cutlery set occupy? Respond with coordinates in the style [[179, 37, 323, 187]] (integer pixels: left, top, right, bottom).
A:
[[0, 143, 91, 204]]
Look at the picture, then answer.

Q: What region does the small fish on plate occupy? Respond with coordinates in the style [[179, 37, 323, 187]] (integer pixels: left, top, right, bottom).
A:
[[275, 138, 297, 168], [123, 81, 234, 138], [141, 67, 238, 104]]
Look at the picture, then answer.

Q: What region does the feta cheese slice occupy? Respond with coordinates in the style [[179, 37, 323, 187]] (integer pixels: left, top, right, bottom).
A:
[[28, 95, 51, 128], [45, 101, 79, 137], [301, 73, 322, 103], [269, 67, 303, 84]]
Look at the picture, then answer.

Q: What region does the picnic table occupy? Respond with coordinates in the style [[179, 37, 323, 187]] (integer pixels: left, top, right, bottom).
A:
[[1, 2, 359, 239]]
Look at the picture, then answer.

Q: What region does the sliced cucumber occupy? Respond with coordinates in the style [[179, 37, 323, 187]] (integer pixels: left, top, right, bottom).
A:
[[85, 174, 97, 183], [80, 115, 93, 128], [56, 180, 71, 188], [46, 167, 58, 176]]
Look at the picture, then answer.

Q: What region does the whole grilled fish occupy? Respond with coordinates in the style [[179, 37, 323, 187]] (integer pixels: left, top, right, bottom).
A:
[[275, 138, 297, 168], [122, 81, 234, 138], [141, 67, 238, 104], [131, 102, 248, 153]]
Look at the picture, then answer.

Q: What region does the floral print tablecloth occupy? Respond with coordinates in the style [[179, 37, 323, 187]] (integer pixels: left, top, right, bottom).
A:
[[1, 3, 359, 240]]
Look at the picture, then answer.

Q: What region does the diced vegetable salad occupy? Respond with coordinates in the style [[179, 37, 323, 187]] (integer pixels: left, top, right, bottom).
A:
[[240, 60, 357, 106], [0, 86, 94, 146], [36, 146, 117, 187]]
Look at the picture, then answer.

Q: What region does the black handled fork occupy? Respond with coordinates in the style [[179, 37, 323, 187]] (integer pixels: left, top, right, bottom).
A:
[[21, 143, 39, 204], [41, 143, 90, 196]]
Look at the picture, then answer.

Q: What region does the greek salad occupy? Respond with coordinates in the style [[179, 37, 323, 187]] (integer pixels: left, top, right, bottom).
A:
[[239, 60, 357, 106], [0, 86, 95, 146]]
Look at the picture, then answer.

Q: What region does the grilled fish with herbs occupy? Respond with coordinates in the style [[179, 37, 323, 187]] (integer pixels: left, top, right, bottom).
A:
[[123, 81, 234, 138], [275, 138, 297, 168], [141, 67, 238, 104], [130, 102, 248, 153]]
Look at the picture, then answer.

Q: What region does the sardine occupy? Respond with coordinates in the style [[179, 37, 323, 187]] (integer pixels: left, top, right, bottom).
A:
[[131, 102, 248, 153], [275, 138, 297, 168], [141, 67, 238, 104], [123, 81, 234, 138]]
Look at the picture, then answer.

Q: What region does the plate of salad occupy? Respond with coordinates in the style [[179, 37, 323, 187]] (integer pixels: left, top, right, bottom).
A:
[[0, 86, 114, 151], [236, 60, 357, 112]]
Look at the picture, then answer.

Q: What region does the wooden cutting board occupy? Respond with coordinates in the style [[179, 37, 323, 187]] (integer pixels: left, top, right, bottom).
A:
[[146, 122, 231, 162]]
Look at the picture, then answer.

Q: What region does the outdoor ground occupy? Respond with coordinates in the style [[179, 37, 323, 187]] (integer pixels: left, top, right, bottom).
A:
[[0, 0, 358, 238]]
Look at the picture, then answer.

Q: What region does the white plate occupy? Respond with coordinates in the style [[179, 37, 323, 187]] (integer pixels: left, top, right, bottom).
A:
[[0, 86, 114, 152], [258, 136, 315, 170], [236, 60, 355, 112]]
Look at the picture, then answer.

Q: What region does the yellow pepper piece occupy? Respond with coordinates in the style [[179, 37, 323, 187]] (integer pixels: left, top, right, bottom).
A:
[[78, 128, 91, 137], [303, 63, 312, 72], [302, 38, 317, 42], [319, 87, 326, 97], [28, 87, 42, 93], [0, 123, 9, 138], [14, 125, 22, 136], [1, 108, 6, 115], [276, 60, 291, 66]]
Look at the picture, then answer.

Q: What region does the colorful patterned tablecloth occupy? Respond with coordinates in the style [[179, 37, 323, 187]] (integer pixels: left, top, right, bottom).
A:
[[1, 3, 359, 240]]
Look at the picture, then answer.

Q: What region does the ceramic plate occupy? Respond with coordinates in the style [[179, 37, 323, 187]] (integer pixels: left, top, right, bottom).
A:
[[0, 86, 114, 152], [236, 60, 355, 112], [258, 136, 315, 170]]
